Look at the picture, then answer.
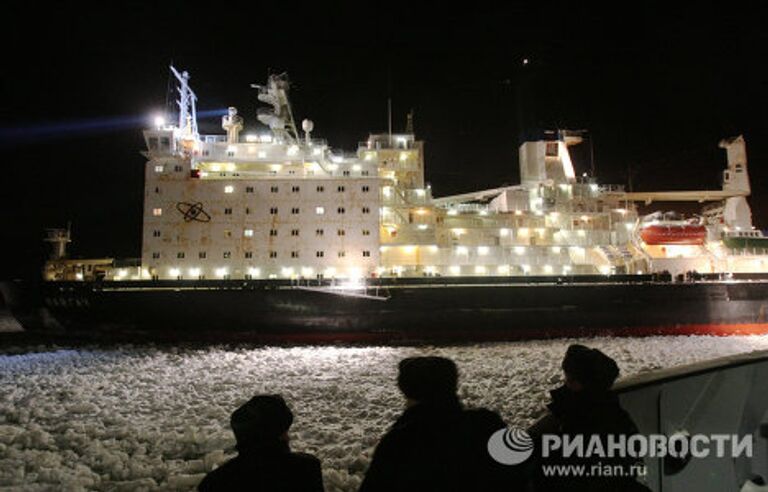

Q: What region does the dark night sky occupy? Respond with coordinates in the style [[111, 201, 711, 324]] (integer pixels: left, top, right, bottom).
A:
[[2, 2, 767, 279]]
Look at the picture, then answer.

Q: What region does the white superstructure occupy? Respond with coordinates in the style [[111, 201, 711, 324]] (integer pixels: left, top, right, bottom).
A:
[[42, 68, 768, 281]]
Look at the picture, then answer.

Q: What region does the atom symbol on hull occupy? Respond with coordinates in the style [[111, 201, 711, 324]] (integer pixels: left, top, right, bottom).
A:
[[176, 202, 211, 222]]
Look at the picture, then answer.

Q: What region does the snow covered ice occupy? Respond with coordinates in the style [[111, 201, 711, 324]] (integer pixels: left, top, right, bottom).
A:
[[2, 335, 768, 491]]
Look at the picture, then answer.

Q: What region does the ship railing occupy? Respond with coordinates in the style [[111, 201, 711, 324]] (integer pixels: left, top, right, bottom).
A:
[[113, 258, 142, 268], [358, 139, 416, 151], [450, 203, 489, 213], [599, 184, 626, 193], [627, 222, 654, 268], [380, 230, 437, 244], [727, 247, 768, 256]]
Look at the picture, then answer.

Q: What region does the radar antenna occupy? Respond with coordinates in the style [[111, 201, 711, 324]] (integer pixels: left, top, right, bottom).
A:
[[251, 73, 300, 143], [170, 66, 199, 138]]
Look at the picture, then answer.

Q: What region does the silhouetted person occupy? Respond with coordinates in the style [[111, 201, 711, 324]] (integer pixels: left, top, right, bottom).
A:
[[528, 345, 649, 492], [199, 394, 324, 492], [360, 356, 521, 492]]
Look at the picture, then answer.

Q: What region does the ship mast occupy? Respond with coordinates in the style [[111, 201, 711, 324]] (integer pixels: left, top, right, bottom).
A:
[[170, 66, 199, 138], [252, 73, 300, 144]]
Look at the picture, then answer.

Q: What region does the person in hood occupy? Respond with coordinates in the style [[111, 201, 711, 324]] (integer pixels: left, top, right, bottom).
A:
[[359, 356, 523, 492], [528, 344, 650, 492], [199, 394, 324, 492]]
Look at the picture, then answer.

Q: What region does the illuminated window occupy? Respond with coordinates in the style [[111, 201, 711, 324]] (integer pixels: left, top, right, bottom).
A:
[[152, 208, 162, 216], [224, 185, 234, 193], [154, 165, 164, 172], [244, 229, 254, 237], [316, 206, 325, 215], [545, 142, 559, 157]]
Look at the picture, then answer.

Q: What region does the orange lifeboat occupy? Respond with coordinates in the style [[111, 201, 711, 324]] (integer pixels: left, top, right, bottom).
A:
[[639, 211, 707, 245], [639, 224, 707, 245]]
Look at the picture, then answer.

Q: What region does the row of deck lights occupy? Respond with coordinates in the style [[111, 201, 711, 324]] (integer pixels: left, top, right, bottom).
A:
[[161, 266, 371, 280], [118, 262, 597, 280], [380, 243, 586, 251], [377, 265, 577, 275], [162, 259, 594, 279]]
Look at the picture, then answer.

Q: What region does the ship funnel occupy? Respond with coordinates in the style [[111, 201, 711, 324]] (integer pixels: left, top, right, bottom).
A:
[[252, 73, 300, 143], [719, 135, 753, 230], [222, 107, 243, 144], [44, 228, 71, 260], [519, 131, 578, 186], [720, 135, 750, 195]]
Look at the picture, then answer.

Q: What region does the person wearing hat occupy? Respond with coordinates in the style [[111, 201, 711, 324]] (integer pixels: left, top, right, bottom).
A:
[[198, 394, 324, 491], [528, 345, 649, 492], [360, 356, 521, 492]]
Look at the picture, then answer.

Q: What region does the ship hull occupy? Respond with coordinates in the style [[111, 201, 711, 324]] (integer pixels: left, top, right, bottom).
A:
[[4, 276, 768, 342]]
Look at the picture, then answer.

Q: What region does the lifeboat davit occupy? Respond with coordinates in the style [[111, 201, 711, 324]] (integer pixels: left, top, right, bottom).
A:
[[640, 224, 707, 245]]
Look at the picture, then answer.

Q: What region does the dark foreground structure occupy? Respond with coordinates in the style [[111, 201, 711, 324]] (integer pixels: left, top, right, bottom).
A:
[[615, 349, 768, 491]]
